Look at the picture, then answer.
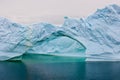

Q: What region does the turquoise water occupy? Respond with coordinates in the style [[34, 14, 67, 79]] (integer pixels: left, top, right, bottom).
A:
[[0, 61, 120, 80], [22, 54, 86, 63]]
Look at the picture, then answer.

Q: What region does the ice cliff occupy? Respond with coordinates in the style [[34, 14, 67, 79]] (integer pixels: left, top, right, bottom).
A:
[[63, 4, 120, 54], [0, 4, 120, 60]]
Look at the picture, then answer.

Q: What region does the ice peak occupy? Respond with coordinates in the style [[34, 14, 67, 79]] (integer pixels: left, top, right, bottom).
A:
[[95, 4, 120, 15], [109, 4, 120, 10], [0, 17, 11, 24], [109, 4, 120, 14]]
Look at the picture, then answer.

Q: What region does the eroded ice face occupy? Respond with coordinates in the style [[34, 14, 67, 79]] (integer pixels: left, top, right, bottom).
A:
[[27, 35, 86, 54], [0, 4, 120, 61]]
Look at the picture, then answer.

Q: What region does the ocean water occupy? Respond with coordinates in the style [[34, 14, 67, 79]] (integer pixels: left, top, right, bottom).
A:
[[0, 55, 120, 80]]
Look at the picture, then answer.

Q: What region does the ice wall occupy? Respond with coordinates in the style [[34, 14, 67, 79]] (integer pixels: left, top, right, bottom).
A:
[[0, 4, 120, 60]]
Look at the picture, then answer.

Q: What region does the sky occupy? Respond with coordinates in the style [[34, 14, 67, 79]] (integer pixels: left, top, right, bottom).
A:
[[0, 0, 120, 24]]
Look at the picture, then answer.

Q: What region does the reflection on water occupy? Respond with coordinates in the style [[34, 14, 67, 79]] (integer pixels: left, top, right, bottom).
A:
[[86, 62, 120, 80], [0, 61, 27, 80], [25, 62, 85, 80], [0, 61, 120, 80]]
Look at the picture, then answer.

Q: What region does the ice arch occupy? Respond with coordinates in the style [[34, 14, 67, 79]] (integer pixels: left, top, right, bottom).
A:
[[27, 31, 86, 54]]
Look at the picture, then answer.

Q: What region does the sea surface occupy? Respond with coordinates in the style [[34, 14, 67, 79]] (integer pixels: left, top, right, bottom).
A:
[[0, 55, 120, 80]]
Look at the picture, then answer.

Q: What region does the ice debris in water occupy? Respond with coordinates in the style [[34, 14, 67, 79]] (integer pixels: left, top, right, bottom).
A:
[[0, 4, 120, 60]]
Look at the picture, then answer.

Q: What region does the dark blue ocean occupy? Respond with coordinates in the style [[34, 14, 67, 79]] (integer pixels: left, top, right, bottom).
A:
[[0, 61, 120, 80]]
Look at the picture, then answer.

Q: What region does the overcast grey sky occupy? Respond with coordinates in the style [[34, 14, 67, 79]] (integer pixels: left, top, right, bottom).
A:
[[0, 0, 120, 24]]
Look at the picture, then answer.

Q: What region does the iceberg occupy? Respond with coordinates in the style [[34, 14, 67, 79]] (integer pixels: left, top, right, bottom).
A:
[[0, 17, 29, 60], [0, 4, 120, 61], [27, 23, 86, 54]]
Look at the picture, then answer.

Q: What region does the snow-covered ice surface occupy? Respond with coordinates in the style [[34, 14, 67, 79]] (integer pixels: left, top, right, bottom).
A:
[[0, 4, 120, 61], [0, 17, 29, 60]]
